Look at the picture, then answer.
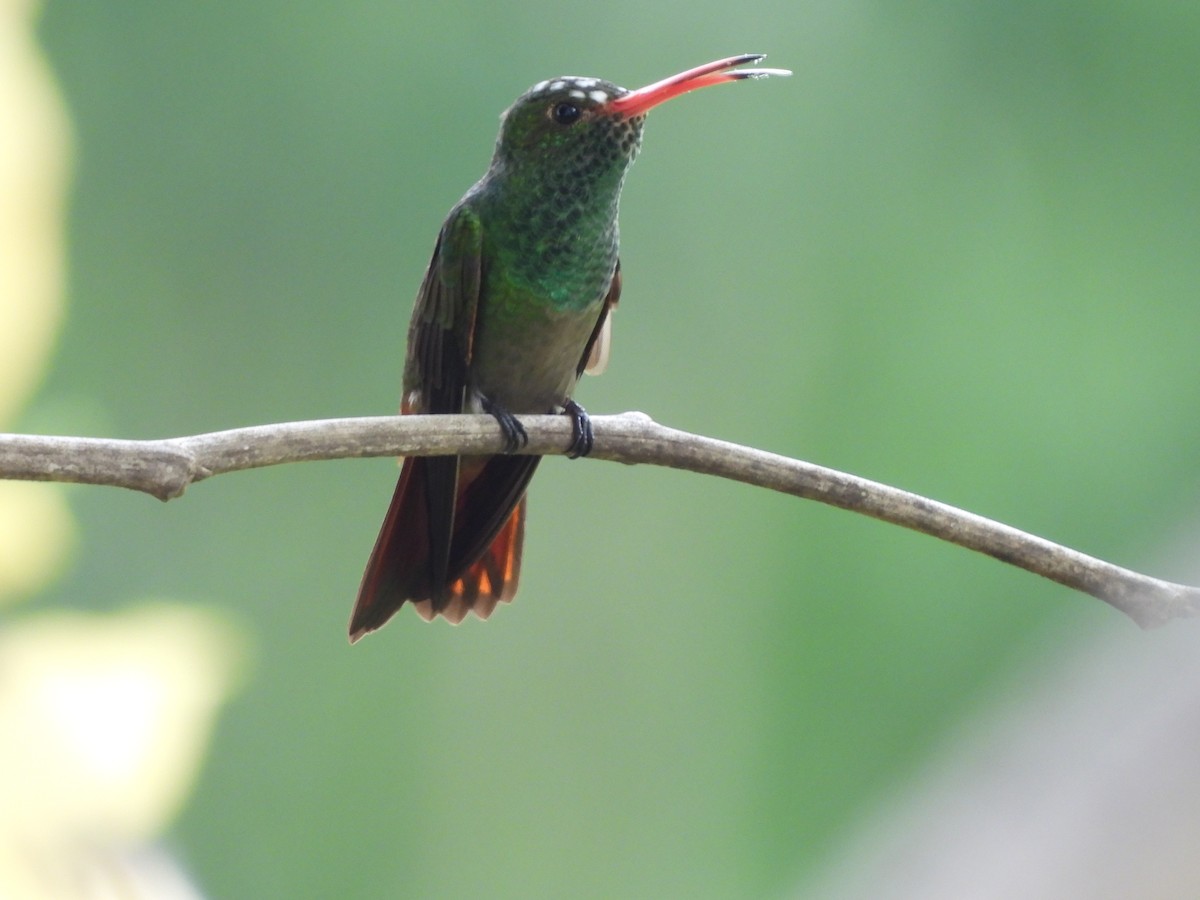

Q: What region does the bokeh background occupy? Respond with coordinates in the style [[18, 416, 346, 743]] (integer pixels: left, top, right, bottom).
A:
[[5, 1, 1199, 896]]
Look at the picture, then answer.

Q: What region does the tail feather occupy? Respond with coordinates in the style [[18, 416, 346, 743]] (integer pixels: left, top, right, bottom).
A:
[[413, 497, 525, 623], [350, 458, 432, 641], [349, 455, 536, 641]]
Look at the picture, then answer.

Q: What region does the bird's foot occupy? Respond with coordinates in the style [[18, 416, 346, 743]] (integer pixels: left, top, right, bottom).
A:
[[482, 397, 528, 454], [562, 399, 593, 459]]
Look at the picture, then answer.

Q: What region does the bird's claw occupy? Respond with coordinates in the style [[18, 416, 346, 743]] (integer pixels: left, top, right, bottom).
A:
[[562, 399, 593, 459], [482, 397, 528, 454]]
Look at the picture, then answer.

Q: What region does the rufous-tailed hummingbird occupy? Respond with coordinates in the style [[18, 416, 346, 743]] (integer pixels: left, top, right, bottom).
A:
[[351, 54, 790, 640]]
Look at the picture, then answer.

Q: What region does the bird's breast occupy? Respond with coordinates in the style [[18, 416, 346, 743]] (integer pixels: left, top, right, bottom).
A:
[[469, 276, 610, 413]]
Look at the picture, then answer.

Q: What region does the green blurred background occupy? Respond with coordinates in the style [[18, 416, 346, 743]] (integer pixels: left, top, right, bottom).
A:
[[23, 0, 1200, 896]]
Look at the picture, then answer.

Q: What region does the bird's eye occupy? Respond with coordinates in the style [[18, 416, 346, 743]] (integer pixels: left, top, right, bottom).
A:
[[551, 102, 582, 125]]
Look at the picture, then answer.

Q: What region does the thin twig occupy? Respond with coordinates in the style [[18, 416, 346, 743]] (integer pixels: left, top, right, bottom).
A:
[[1, 412, 1196, 627]]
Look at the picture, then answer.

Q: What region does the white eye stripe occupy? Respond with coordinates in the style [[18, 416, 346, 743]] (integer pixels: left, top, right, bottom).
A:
[[589, 90, 609, 103], [568, 89, 586, 100]]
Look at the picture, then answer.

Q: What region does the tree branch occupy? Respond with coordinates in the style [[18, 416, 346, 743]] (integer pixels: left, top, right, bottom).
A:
[[2, 412, 1196, 628]]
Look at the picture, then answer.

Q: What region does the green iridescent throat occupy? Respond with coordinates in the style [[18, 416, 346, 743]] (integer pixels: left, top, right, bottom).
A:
[[467, 84, 644, 311]]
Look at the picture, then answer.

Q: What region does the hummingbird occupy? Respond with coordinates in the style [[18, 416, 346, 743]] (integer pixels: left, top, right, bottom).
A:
[[350, 54, 790, 640]]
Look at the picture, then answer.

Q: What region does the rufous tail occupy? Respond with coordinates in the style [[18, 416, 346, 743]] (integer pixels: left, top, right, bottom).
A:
[[349, 455, 535, 641]]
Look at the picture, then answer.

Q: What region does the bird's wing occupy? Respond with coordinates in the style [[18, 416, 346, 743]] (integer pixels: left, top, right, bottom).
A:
[[580, 260, 622, 377], [403, 203, 485, 589], [405, 202, 484, 414]]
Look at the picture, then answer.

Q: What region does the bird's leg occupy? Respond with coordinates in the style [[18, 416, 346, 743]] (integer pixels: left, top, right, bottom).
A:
[[561, 399, 594, 459], [481, 396, 528, 454]]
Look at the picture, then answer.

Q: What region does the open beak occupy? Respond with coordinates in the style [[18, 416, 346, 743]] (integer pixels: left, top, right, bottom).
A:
[[606, 53, 791, 118]]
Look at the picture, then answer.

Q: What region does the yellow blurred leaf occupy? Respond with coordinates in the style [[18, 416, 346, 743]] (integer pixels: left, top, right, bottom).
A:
[[0, 605, 249, 857], [0, 0, 71, 425], [0, 482, 74, 602]]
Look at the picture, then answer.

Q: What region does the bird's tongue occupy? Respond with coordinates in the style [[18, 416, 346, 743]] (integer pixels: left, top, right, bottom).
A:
[[606, 53, 791, 117]]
